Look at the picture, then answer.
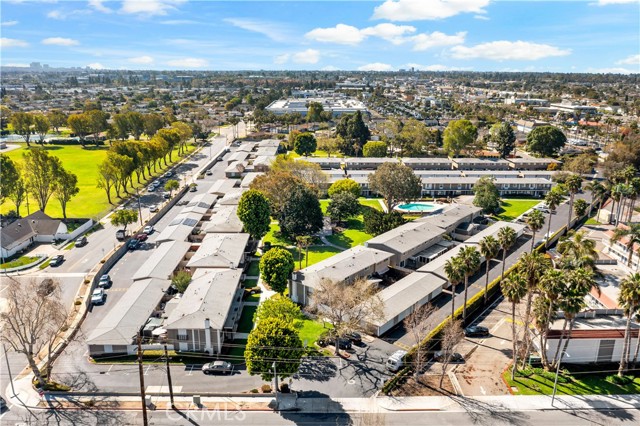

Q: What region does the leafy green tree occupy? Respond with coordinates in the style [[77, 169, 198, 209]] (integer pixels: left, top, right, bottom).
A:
[[22, 148, 63, 213], [171, 271, 192, 293], [0, 155, 19, 205], [368, 162, 421, 212], [245, 317, 303, 381], [251, 171, 307, 216], [398, 118, 437, 156], [260, 247, 295, 293], [237, 189, 271, 241], [327, 192, 360, 225], [526, 209, 545, 252], [86, 109, 109, 144], [279, 185, 323, 239], [269, 155, 327, 196], [254, 294, 301, 324], [33, 114, 50, 145], [479, 235, 500, 303], [293, 132, 317, 157], [171, 121, 193, 155], [491, 122, 516, 158], [110, 208, 138, 232], [111, 113, 131, 141], [53, 168, 79, 219], [363, 208, 405, 236], [573, 198, 588, 219], [327, 178, 361, 198], [526, 126, 566, 156], [316, 136, 340, 158], [472, 176, 500, 214], [336, 111, 370, 156], [67, 113, 91, 146], [143, 113, 165, 138], [156, 128, 181, 163], [362, 141, 388, 157], [164, 179, 179, 196], [10, 112, 34, 147], [47, 110, 67, 133], [127, 111, 145, 140], [97, 159, 117, 204], [443, 119, 477, 157], [306, 101, 325, 123]]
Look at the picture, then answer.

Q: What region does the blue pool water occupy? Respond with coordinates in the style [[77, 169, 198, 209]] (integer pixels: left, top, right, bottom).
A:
[[396, 202, 440, 212]]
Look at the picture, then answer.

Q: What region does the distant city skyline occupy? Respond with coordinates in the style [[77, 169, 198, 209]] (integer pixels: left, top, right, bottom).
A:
[[1, 0, 639, 73]]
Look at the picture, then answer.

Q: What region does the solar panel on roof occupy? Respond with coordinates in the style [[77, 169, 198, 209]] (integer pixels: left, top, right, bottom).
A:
[[182, 218, 198, 227]]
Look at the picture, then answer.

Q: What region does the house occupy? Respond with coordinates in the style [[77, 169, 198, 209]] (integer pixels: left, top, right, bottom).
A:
[[240, 172, 263, 188], [155, 212, 203, 243], [290, 246, 394, 305], [451, 158, 511, 171], [164, 268, 244, 354], [202, 205, 244, 234], [225, 161, 246, 178], [515, 119, 549, 134], [402, 157, 452, 170], [535, 312, 640, 364], [301, 157, 343, 170], [186, 233, 250, 269], [227, 151, 249, 165], [507, 157, 561, 171], [218, 188, 247, 206], [132, 241, 192, 281], [603, 224, 639, 271], [253, 156, 273, 172], [365, 221, 444, 267], [1, 211, 67, 259], [344, 157, 400, 170], [415, 204, 482, 233], [179, 193, 218, 216], [208, 179, 238, 196]]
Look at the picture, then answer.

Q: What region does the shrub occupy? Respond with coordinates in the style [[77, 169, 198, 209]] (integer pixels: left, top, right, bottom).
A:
[[606, 374, 633, 386], [517, 366, 534, 378], [280, 383, 290, 393], [74, 300, 82, 306], [261, 384, 272, 393], [250, 388, 259, 393]]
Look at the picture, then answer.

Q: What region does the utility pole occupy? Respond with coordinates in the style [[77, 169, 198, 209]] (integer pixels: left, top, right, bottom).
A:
[[164, 344, 175, 409], [3, 343, 16, 396], [136, 187, 143, 226], [137, 329, 149, 426]]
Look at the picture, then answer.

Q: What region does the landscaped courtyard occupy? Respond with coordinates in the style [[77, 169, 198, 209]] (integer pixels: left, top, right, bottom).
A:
[[495, 198, 541, 221]]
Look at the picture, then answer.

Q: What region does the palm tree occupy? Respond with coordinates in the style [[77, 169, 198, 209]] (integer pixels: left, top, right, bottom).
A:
[[617, 273, 640, 376], [626, 177, 640, 222], [498, 226, 517, 280], [611, 223, 640, 269], [565, 174, 583, 230], [501, 272, 527, 380], [611, 183, 627, 225], [544, 188, 565, 248], [526, 209, 545, 252], [479, 235, 500, 304], [584, 180, 606, 218], [444, 256, 465, 320], [459, 246, 481, 322], [537, 269, 566, 369], [557, 230, 598, 272]]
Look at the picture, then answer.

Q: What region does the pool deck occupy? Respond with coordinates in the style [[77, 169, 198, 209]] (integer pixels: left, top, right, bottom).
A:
[[394, 202, 444, 214]]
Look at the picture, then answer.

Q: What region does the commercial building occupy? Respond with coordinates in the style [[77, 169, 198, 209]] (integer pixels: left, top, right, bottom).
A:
[[266, 97, 368, 117]]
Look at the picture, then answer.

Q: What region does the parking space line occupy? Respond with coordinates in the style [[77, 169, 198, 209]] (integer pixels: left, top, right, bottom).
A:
[[144, 365, 152, 375]]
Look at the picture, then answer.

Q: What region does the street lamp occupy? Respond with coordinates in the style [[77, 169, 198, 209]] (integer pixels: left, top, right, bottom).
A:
[[551, 350, 570, 406], [272, 361, 278, 394], [135, 186, 143, 226]]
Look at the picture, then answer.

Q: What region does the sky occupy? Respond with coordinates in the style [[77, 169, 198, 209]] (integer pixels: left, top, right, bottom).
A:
[[1, 0, 639, 73]]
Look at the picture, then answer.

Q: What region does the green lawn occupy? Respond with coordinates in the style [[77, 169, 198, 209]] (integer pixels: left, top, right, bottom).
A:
[[237, 305, 258, 333], [495, 198, 540, 221], [289, 245, 343, 269], [504, 367, 640, 396], [585, 217, 602, 225], [225, 339, 247, 365], [295, 318, 333, 347], [0, 255, 40, 269], [326, 215, 372, 248], [358, 198, 384, 211], [246, 261, 260, 276], [245, 292, 261, 302], [243, 278, 258, 287], [0, 143, 195, 219], [263, 222, 291, 247]]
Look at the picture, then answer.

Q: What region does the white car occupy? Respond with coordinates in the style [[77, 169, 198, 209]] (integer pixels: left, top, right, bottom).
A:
[[91, 288, 106, 305], [143, 225, 154, 234], [147, 185, 156, 192], [149, 205, 159, 213]]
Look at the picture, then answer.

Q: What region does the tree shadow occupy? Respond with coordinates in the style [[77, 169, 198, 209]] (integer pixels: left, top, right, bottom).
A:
[[277, 390, 354, 425], [554, 395, 636, 424], [294, 356, 338, 382], [448, 394, 531, 426]]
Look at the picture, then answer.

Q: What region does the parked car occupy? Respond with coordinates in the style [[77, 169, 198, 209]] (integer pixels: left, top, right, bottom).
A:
[[189, 185, 198, 192], [434, 351, 464, 363], [127, 238, 141, 250], [143, 225, 154, 235], [49, 254, 64, 267], [345, 331, 362, 344], [163, 192, 171, 199], [135, 233, 148, 242], [464, 325, 490, 338], [177, 200, 189, 206], [98, 274, 112, 288], [149, 205, 159, 213], [116, 229, 128, 240], [147, 185, 156, 192], [386, 350, 408, 372], [534, 206, 550, 214], [91, 288, 106, 305], [202, 361, 233, 375], [317, 331, 352, 349], [164, 171, 173, 178], [205, 169, 213, 176], [75, 235, 88, 247]]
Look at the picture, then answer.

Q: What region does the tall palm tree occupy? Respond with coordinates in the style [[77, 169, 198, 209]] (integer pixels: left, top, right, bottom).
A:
[[626, 177, 640, 222], [498, 226, 517, 280], [459, 246, 481, 322], [537, 269, 567, 369], [584, 180, 606, 218], [617, 273, 640, 376], [611, 223, 640, 269], [565, 174, 583, 230], [501, 272, 527, 380], [444, 256, 465, 320], [612, 183, 627, 225], [479, 235, 500, 304], [557, 230, 598, 272], [526, 209, 545, 252], [544, 188, 565, 248]]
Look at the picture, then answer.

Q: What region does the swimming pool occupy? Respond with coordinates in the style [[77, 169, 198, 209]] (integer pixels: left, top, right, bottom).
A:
[[395, 202, 443, 214]]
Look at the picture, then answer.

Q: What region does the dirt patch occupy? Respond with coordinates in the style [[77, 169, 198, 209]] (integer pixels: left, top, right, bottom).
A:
[[392, 374, 456, 396]]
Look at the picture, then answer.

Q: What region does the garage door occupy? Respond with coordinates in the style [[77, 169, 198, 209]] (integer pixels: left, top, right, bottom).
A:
[[597, 339, 615, 363]]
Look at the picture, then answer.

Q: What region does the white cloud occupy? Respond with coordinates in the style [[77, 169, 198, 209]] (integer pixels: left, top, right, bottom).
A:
[[166, 57, 208, 68], [411, 31, 466, 51], [128, 55, 154, 64], [88, 0, 112, 13], [373, 0, 490, 21], [42, 37, 79, 46], [292, 49, 320, 64], [321, 65, 340, 71], [46, 10, 64, 19], [224, 18, 289, 42], [358, 62, 395, 71], [160, 19, 199, 25], [1, 20, 19, 27], [406, 63, 464, 71], [450, 40, 571, 61], [474, 14, 490, 20], [616, 54, 640, 66], [597, 0, 637, 5], [87, 62, 106, 69], [274, 54, 290, 65], [0, 37, 29, 48], [120, 0, 186, 17], [587, 67, 634, 74], [361, 23, 416, 45], [306, 24, 365, 45]]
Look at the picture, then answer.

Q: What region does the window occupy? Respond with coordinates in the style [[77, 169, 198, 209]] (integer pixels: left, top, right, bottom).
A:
[[178, 330, 188, 341]]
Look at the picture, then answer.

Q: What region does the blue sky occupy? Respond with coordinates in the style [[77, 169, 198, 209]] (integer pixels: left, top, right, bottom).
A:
[[1, 0, 638, 73]]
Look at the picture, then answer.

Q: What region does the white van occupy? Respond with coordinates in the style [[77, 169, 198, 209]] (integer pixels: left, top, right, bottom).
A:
[[386, 350, 408, 372]]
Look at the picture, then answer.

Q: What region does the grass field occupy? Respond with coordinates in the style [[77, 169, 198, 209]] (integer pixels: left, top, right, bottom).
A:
[[290, 245, 343, 269], [0, 143, 195, 219], [225, 339, 247, 365], [503, 367, 640, 396], [246, 261, 260, 276], [237, 305, 258, 333], [326, 215, 372, 248], [295, 318, 333, 346], [0, 255, 40, 269], [495, 198, 540, 221]]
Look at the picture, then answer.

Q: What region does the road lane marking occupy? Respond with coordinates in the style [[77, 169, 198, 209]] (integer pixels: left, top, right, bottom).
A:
[[144, 365, 152, 375], [106, 365, 114, 375]]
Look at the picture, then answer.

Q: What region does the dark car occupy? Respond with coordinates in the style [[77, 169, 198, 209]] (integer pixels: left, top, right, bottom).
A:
[[434, 351, 464, 363], [464, 325, 490, 338], [98, 274, 112, 288], [49, 254, 64, 267], [202, 361, 233, 375], [345, 331, 362, 344], [135, 233, 148, 242], [75, 235, 88, 247], [163, 192, 171, 199], [189, 185, 198, 192], [317, 332, 352, 350], [127, 238, 140, 250]]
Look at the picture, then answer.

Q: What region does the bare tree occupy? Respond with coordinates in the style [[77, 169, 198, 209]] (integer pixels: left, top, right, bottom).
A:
[[403, 304, 437, 380], [0, 278, 68, 387], [307, 278, 384, 355], [439, 319, 464, 388]]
